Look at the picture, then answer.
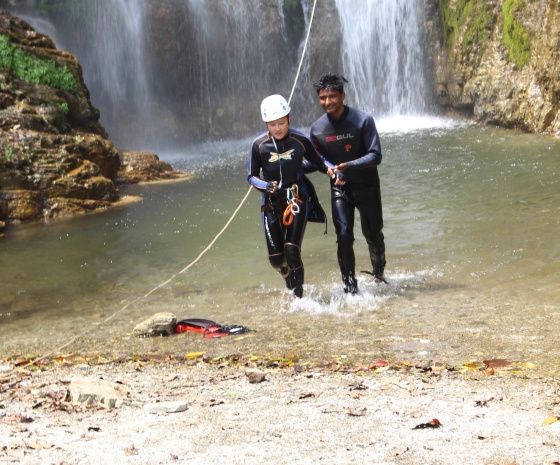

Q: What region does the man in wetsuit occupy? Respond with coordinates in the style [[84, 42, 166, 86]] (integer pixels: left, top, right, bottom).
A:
[[310, 73, 387, 295], [248, 94, 332, 298]]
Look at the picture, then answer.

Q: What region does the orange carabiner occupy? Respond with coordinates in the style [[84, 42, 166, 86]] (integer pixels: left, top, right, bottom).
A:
[[283, 205, 294, 226], [282, 185, 302, 226]]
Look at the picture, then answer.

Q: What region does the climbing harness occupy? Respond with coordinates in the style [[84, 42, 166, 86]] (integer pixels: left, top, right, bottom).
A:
[[282, 184, 303, 226], [18, 0, 319, 370]]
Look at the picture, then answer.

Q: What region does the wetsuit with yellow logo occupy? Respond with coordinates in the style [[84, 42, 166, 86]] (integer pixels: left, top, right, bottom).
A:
[[248, 129, 330, 297]]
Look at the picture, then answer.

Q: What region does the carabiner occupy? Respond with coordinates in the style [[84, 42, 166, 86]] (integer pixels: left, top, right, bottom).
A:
[[282, 185, 302, 226]]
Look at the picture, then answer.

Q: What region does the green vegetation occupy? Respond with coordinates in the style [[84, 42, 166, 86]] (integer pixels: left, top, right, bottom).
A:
[[438, 0, 493, 51], [57, 102, 69, 115], [1, 144, 15, 159], [439, 0, 532, 67], [502, 0, 531, 67], [461, 1, 493, 50], [0, 35, 79, 92]]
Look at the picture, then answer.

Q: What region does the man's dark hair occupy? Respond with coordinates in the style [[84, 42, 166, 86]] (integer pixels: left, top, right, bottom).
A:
[[313, 73, 348, 94]]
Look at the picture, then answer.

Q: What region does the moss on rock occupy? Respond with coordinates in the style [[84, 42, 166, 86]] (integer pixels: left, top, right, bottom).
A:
[[502, 0, 532, 67]]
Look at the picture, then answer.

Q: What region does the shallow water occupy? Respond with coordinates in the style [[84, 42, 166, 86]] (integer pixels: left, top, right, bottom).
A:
[[1, 118, 559, 373]]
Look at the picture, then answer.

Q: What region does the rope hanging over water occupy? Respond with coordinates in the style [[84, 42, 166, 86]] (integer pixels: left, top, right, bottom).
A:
[[22, 0, 319, 368]]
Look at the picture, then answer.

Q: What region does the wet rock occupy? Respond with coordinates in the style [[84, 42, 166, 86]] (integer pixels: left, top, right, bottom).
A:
[[0, 190, 42, 221], [432, 0, 560, 134], [245, 368, 267, 384], [0, 12, 120, 230], [69, 377, 128, 408], [133, 312, 177, 337], [117, 150, 189, 184], [0, 363, 13, 372], [143, 401, 188, 414]]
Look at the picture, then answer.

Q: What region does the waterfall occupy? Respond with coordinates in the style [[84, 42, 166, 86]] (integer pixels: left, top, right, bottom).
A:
[[90, 0, 149, 122], [4, 0, 433, 149], [182, 0, 301, 136], [77, 0, 150, 149], [334, 0, 430, 116], [184, 0, 276, 125]]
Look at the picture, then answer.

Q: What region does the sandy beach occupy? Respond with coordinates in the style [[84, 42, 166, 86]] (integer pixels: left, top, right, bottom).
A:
[[1, 356, 559, 465]]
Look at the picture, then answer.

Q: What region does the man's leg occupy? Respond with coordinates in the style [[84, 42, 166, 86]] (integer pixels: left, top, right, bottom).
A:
[[356, 185, 386, 282], [365, 229, 386, 282], [331, 186, 358, 294]]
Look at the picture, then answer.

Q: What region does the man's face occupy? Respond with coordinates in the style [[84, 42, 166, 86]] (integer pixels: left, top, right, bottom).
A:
[[317, 89, 345, 119]]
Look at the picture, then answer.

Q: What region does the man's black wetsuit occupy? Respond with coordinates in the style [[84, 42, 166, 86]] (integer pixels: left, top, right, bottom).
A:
[[310, 105, 386, 293], [248, 129, 329, 297]]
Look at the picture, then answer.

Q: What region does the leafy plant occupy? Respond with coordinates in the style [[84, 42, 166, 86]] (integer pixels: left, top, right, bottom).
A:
[[57, 102, 69, 115], [0, 34, 79, 92]]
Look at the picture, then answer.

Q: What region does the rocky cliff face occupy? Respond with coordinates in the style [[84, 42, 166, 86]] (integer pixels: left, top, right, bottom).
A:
[[431, 0, 560, 135], [0, 12, 182, 235], [0, 12, 120, 230]]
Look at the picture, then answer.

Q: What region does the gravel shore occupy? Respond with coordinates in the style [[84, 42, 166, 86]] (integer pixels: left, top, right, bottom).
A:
[[1, 359, 559, 465]]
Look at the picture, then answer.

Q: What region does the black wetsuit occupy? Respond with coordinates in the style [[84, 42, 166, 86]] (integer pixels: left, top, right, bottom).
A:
[[310, 105, 386, 291], [248, 128, 329, 297]]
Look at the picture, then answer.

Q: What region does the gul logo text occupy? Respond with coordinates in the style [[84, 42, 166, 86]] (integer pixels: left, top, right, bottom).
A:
[[325, 133, 354, 143]]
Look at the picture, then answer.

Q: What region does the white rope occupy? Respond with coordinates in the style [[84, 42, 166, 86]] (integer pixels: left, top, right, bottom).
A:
[[22, 0, 318, 368], [288, 0, 318, 105]]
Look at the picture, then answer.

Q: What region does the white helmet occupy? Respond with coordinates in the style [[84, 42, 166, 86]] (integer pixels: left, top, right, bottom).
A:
[[261, 94, 290, 122]]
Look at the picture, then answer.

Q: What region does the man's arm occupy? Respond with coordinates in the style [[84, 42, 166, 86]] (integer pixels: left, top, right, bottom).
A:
[[337, 115, 382, 173]]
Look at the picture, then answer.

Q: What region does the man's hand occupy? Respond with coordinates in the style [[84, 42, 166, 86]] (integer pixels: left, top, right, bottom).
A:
[[333, 170, 346, 186], [266, 181, 278, 194]]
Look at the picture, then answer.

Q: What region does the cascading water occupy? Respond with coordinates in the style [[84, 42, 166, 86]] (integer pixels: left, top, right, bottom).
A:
[[85, 0, 150, 146], [334, 0, 432, 116], [179, 0, 309, 141], [184, 0, 287, 130], [3, 0, 434, 147]]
